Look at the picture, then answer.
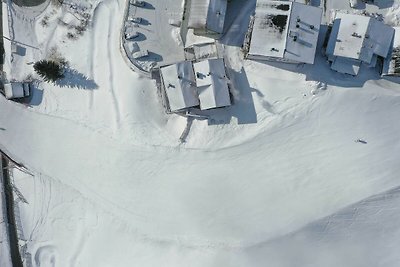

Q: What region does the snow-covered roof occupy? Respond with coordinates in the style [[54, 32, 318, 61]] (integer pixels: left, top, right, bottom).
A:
[[4, 82, 28, 99], [193, 58, 231, 110], [284, 2, 322, 64], [326, 13, 395, 66], [160, 62, 200, 112], [249, 1, 291, 59], [382, 27, 400, 76], [188, 0, 227, 34], [247, 0, 322, 64]]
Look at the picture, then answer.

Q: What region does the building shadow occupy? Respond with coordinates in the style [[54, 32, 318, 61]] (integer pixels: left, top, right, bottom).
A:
[[220, 0, 256, 47], [374, 0, 394, 9], [56, 68, 98, 90], [27, 81, 43, 106], [15, 45, 26, 56], [310, 0, 321, 6], [226, 66, 258, 124]]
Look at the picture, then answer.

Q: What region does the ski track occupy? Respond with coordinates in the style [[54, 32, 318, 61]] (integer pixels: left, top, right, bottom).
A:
[[107, 2, 122, 130], [92, 0, 122, 131]]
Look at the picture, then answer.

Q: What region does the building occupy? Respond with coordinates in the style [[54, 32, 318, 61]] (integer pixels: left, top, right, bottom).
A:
[[160, 59, 231, 112], [187, 0, 228, 37], [243, 0, 322, 64], [326, 12, 395, 76], [193, 58, 231, 110], [160, 61, 199, 112], [381, 27, 400, 76], [3, 82, 31, 100]]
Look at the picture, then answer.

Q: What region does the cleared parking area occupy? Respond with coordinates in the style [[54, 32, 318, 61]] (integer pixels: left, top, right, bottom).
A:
[[122, 0, 186, 72]]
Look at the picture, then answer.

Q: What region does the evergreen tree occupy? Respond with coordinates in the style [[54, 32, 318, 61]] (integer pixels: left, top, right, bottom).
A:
[[33, 60, 64, 83]]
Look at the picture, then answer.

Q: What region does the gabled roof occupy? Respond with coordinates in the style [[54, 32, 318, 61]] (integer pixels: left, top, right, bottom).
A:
[[247, 0, 322, 64], [160, 62, 199, 112], [188, 0, 227, 34], [193, 59, 231, 110]]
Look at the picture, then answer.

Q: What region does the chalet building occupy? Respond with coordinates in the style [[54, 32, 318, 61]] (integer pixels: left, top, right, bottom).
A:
[[160, 58, 231, 112], [326, 12, 395, 76], [243, 0, 322, 64]]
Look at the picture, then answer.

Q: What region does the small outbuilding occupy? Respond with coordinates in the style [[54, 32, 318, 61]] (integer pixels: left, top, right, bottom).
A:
[[3, 82, 31, 100], [326, 12, 395, 76], [187, 0, 227, 37], [160, 61, 200, 112], [243, 0, 322, 64], [193, 58, 231, 110]]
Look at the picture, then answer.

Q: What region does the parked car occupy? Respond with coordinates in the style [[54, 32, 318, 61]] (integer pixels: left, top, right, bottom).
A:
[[128, 16, 142, 24], [132, 50, 149, 59], [125, 30, 139, 40], [349, 0, 358, 8], [3, 82, 31, 100], [131, 0, 145, 7]]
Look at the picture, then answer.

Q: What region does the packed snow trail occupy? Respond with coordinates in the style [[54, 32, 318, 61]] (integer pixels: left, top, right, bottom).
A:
[[1, 82, 400, 248], [3, 0, 400, 265]]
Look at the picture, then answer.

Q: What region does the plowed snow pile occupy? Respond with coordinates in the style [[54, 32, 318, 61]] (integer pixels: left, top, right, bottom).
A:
[[2, 0, 400, 266]]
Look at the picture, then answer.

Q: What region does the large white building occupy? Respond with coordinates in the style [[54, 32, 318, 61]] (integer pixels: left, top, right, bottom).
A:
[[160, 58, 231, 112], [326, 12, 395, 76], [187, 0, 227, 36], [244, 0, 322, 64]]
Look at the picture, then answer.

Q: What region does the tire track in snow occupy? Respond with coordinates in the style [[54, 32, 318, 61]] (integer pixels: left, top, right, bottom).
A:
[[92, 0, 122, 131], [87, 4, 100, 110], [107, 2, 122, 130]]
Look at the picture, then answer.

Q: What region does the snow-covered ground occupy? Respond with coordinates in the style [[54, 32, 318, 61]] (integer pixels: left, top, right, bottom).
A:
[[2, 0, 400, 266]]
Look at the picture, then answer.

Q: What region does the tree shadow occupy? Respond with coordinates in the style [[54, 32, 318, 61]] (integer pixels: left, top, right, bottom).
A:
[[56, 68, 98, 90]]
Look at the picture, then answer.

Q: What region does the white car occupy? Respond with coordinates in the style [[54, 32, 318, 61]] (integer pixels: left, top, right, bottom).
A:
[[128, 16, 142, 24], [125, 30, 139, 40], [3, 82, 31, 100], [132, 50, 149, 59], [131, 0, 145, 7], [349, 0, 358, 8]]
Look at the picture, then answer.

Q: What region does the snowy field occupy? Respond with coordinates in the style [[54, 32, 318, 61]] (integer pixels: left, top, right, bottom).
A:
[[1, 0, 400, 266]]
